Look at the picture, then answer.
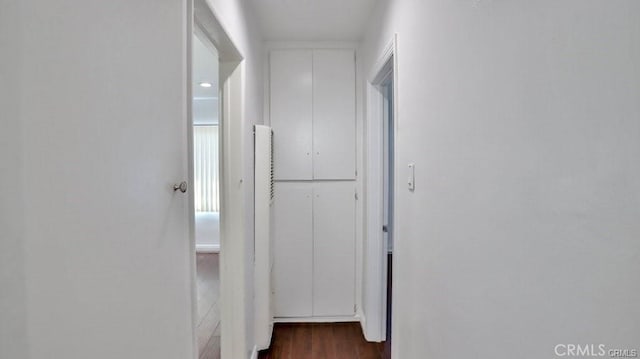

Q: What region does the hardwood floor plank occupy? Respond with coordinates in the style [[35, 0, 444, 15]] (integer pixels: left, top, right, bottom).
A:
[[197, 302, 220, 354], [331, 323, 359, 359], [311, 324, 336, 359], [291, 324, 312, 359], [196, 254, 220, 359], [352, 323, 383, 359], [199, 334, 220, 359], [272, 323, 293, 359], [259, 323, 384, 359], [196, 254, 220, 326]]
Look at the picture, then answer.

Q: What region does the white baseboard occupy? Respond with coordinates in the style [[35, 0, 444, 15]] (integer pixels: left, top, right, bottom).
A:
[[196, 243, 220, 253], [274, 315, 360, 323], [250, 345, 258, 359]]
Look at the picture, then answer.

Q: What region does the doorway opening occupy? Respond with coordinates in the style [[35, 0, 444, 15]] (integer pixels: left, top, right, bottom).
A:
[[190, 1, 245, 358], [381, 76, 394, 359], [192, 30, 222, 359], [364, 34, 397, 359]]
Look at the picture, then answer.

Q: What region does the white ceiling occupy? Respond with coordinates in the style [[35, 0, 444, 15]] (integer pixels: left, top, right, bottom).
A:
[[193, 34, 218, 98], [193, 34, 219, 125], [249, 0, 379, 41]]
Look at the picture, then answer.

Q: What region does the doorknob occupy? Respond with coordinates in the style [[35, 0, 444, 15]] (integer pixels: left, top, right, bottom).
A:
[[173, 181, 188, 193]]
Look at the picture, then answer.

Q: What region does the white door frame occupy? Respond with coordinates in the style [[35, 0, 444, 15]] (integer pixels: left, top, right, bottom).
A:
[[363, 34, 398, 343], [189, 1, 247, 358]]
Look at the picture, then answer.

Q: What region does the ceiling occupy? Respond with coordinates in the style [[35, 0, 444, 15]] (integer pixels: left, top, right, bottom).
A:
[[192, 34, 219, 125], [249, 0, 379, 41]]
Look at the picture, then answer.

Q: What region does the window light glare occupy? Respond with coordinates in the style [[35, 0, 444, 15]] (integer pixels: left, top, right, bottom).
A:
[[199, 82, 212, 88]]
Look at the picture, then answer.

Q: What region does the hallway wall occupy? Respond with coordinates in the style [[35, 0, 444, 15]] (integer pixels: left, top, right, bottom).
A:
[[204, 0, 264, 356], [0, 2, 28, 357], [361, 1, 640, 358], [195, 212, 220, 251]]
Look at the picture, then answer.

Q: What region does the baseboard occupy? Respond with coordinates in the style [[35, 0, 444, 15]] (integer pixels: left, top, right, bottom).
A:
[[250, 345, 258, 359], [274, 315, 360, 323], [196, 243, 220, 253]]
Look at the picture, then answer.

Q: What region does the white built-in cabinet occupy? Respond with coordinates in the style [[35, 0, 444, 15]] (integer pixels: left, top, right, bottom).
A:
[[311, 182, 356, 316], [270, 49, 357, 319], [311, 50, 356, 180], [273, 182, 355, 318], [273, 182, 314, 317], [270, 49, 356, 180], [270, 50, 314, 180]]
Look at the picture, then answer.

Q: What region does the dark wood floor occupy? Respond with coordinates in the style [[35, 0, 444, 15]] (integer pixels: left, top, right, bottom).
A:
[[258, 323, 385, 359], [196, 253, 220, 359], [196, 256, 383, 359]]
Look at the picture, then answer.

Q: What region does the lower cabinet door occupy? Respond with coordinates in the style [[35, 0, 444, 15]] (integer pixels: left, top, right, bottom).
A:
[[273, 182, 313, 317], [312, 182, 356, 316]]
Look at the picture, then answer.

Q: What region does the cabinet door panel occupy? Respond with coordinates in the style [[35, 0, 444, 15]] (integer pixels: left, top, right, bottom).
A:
[[270, 50, 313, 180], [273, 182, 313, 317], [313, 182, 356, 316], [312, 50, 356, 180]]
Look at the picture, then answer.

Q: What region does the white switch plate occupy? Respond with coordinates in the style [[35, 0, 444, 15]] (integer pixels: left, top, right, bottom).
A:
[[408, 163, 415, 191]]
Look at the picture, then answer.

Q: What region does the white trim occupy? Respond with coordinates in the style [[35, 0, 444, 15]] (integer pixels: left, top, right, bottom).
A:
[[274, 315, 360, 323], [193, 0, 242, 63], [265, 41, 359, 50], [186, 1, 198, 357], [253, 125, 273, 351], [369, 37, 396, 84], [363, 34, 398, 343], [250, 345, 258, 359], [195, 243, 221, 253], [220, 61, 247, 359]]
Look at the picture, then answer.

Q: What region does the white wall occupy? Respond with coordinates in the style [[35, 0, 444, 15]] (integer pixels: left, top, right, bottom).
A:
[[0, 2, 28, 357], [361, 1, 640, 358], [205, 0, 264, 356], [195, 212, 220, 250]]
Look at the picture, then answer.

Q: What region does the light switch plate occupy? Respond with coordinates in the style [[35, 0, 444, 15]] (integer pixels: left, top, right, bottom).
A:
[[408, 163, 415, 191]]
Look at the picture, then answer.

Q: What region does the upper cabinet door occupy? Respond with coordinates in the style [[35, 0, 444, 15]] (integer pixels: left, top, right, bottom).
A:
[[270, 50, 313, 180], [312, 50, 356, 180]]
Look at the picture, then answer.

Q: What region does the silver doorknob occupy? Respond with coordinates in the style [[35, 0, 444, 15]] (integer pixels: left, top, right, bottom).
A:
[[173, 181, 188, 193]]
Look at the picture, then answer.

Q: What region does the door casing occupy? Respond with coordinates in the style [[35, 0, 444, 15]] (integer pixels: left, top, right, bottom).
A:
[[363, 34, 398, 344], [190, 1, 246, 358]]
